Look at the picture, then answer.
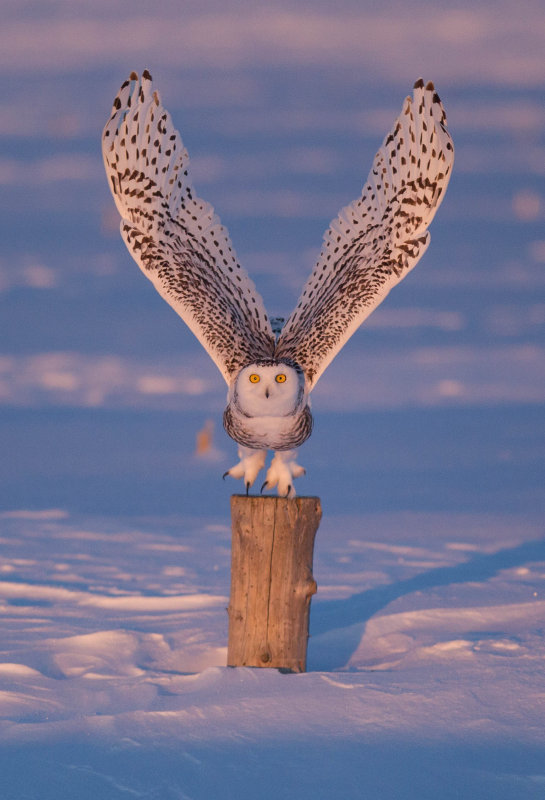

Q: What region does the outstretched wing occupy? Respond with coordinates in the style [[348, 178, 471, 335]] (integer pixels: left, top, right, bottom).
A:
[[102, 71, 274, 384], [275, 79, 454, 388]]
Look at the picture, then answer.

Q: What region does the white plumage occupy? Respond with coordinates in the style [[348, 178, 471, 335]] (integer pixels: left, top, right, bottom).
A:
[[103, 72, 454, 497]]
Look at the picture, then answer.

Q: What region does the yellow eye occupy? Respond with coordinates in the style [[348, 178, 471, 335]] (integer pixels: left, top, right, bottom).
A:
[[249, 374, 260, 383], [275, 373, 287, 383]]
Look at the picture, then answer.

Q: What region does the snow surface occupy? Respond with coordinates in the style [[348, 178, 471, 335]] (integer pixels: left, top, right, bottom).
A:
[[1, 508, 544, 798]]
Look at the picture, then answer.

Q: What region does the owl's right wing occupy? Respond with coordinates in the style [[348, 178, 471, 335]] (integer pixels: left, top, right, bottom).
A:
[[102, 71, 275, 384], [275, 79, 454, 388]]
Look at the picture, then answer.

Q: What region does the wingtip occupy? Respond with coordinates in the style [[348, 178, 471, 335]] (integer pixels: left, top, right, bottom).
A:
[[414, 78, 436, 93], [127, 70, 153, 84]]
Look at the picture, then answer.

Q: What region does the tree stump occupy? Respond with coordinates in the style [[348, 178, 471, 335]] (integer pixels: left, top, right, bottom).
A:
[[227, 495, 322, 673]]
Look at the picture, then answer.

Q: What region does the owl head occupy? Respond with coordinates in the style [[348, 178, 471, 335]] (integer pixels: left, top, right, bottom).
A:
[[224, 360, 312, 449], [232, 360, 305, 418]]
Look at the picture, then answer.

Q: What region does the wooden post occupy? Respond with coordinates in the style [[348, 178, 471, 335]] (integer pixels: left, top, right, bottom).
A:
[[227, 495, 321, 673]]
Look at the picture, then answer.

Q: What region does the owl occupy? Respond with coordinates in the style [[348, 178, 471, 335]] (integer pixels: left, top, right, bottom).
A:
[[102, 72, 453, 497]]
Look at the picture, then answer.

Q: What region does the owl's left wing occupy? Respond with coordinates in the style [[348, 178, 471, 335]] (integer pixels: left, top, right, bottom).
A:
[[102, 71, 274, 384], [275, 79, 454, 388]]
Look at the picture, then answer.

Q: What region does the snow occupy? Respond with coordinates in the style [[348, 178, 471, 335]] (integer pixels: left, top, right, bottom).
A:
[[0, 508, 544, 798]]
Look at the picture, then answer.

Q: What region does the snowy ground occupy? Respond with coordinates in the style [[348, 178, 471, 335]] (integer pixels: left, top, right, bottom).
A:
[[1, 500, 544, 799]]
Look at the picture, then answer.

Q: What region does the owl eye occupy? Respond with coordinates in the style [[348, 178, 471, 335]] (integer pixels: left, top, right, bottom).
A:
[[249, 374, 260, 383], [275, 373, 287, 383]]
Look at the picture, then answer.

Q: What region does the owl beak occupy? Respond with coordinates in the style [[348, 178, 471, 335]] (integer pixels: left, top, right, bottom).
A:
[[265, 388, 270, 399]]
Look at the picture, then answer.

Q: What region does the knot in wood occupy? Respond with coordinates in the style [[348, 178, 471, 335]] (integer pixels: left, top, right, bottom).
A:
[[260, 651, 271, 664]]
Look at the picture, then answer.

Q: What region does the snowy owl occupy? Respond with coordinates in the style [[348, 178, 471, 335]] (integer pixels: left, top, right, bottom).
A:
[[102, 72, 453, 497]]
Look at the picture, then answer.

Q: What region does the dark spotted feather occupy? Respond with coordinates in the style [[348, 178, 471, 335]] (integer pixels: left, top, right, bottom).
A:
[[275, 79, 454, 387], [102, 71, 274, 383]]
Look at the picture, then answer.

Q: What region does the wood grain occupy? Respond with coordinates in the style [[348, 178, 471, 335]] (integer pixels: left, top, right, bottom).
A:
[[228, 495, 321, 672]]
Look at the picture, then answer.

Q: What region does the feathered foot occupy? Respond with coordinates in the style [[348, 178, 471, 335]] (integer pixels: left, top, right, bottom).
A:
[[223, 446, 267, 494], [260, 450, 306, 499]]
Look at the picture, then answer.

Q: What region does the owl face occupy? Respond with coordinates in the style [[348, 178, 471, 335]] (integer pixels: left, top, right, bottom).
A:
[[233, 362, 304, 418]]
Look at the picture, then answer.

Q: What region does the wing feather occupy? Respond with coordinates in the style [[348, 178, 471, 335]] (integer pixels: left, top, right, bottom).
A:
[[102, 71, 274, 383], [275, 79, 453, 387]]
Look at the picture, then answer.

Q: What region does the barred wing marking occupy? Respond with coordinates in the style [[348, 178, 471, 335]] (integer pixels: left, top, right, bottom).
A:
[[275, 79, 454, 387], [102, 71, 274, 383]]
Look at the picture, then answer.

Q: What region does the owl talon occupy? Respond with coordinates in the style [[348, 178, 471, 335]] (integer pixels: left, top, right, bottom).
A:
[[222, 471, 229, 480], [224, 446, 267, 493], [262, 450, 305, 498], [260, 481, 268, 494]]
